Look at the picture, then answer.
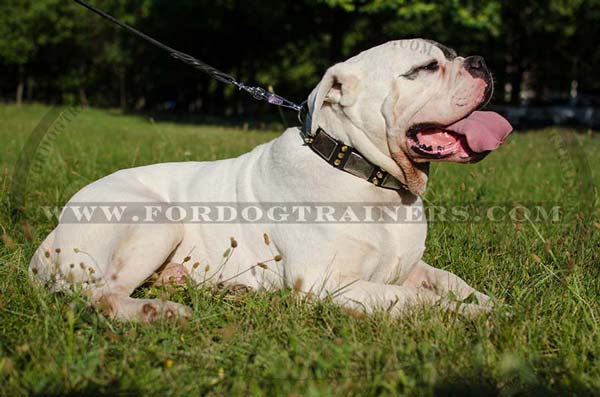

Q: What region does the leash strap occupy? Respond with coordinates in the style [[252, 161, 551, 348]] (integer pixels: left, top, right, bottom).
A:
[[73, 0, 303, 113], [74, 0, 405, 191]]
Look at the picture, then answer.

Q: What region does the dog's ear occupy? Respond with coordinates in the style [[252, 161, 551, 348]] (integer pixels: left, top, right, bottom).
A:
[[307, 63, 359, 134]]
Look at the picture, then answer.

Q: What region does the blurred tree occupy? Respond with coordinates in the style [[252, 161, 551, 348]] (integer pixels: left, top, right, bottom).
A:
[[0, 0, 598, 112], [0, 0, 64, 105], [500, 0, 586, 104]]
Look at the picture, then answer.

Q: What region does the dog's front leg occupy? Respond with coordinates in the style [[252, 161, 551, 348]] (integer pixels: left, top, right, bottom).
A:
[[330, 278, 489, 317], [329, 278, 440, 316], [402, 260, 492, 308]]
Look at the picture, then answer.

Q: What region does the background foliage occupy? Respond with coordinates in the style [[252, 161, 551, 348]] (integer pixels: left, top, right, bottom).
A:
[[1, 0, 599, 114]]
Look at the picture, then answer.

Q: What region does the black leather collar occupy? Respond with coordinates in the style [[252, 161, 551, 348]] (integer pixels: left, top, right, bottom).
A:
[[300, 122, 407, 191]]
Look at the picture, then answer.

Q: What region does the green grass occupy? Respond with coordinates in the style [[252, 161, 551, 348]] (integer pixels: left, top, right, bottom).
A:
[[1, 104, 600, 396]]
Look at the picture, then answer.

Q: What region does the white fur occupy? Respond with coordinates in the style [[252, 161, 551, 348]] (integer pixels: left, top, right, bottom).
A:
[[30, 39, 492, 321]]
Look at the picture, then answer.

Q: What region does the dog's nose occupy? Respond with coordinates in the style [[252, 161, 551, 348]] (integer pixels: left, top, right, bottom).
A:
[[464, 56, 488, 78]]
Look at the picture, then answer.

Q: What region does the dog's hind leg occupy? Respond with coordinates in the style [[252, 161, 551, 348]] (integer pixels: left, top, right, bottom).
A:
[[90, 223, 192, 322]]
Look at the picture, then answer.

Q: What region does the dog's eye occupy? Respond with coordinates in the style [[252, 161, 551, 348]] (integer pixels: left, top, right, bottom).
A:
[[400, 61, 440, 79], [421, 61, 439, 72]]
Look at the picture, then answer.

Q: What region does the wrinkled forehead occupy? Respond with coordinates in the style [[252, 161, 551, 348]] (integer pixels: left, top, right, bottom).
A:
[[346, 39, 458, 67], [421, 39, 458, 60]]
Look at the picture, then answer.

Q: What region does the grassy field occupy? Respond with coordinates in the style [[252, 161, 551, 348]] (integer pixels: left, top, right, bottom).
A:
[[1, 104, 599, 396]]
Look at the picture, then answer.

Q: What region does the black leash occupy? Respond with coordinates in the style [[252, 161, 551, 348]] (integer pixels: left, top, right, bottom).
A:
[[74, 0, 406, 192], [73, 0, 304, 115]]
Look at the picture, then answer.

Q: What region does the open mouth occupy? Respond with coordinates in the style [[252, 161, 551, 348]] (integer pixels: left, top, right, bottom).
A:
[[408, 127, 472, 159], [407, 111, 514, 160]]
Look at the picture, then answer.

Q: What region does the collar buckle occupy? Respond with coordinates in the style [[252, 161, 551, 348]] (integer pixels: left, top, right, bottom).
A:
[[301, 127, 407, 192]]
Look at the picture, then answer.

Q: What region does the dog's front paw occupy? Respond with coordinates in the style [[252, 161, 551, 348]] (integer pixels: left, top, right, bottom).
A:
[[438, 299, 492, 318]]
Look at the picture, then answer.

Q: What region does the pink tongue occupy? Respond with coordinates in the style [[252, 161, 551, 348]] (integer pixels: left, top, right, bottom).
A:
[[445, 111, 513, 153]]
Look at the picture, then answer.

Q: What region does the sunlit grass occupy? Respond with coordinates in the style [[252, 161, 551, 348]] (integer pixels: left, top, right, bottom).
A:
[[1, 104, 599, 396]]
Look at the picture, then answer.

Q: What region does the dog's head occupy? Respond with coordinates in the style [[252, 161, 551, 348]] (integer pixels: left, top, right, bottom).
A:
[[307, 38, 512, 195]]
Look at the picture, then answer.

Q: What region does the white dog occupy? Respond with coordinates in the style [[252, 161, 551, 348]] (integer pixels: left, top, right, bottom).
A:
[[30, 39, 512, 322]]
